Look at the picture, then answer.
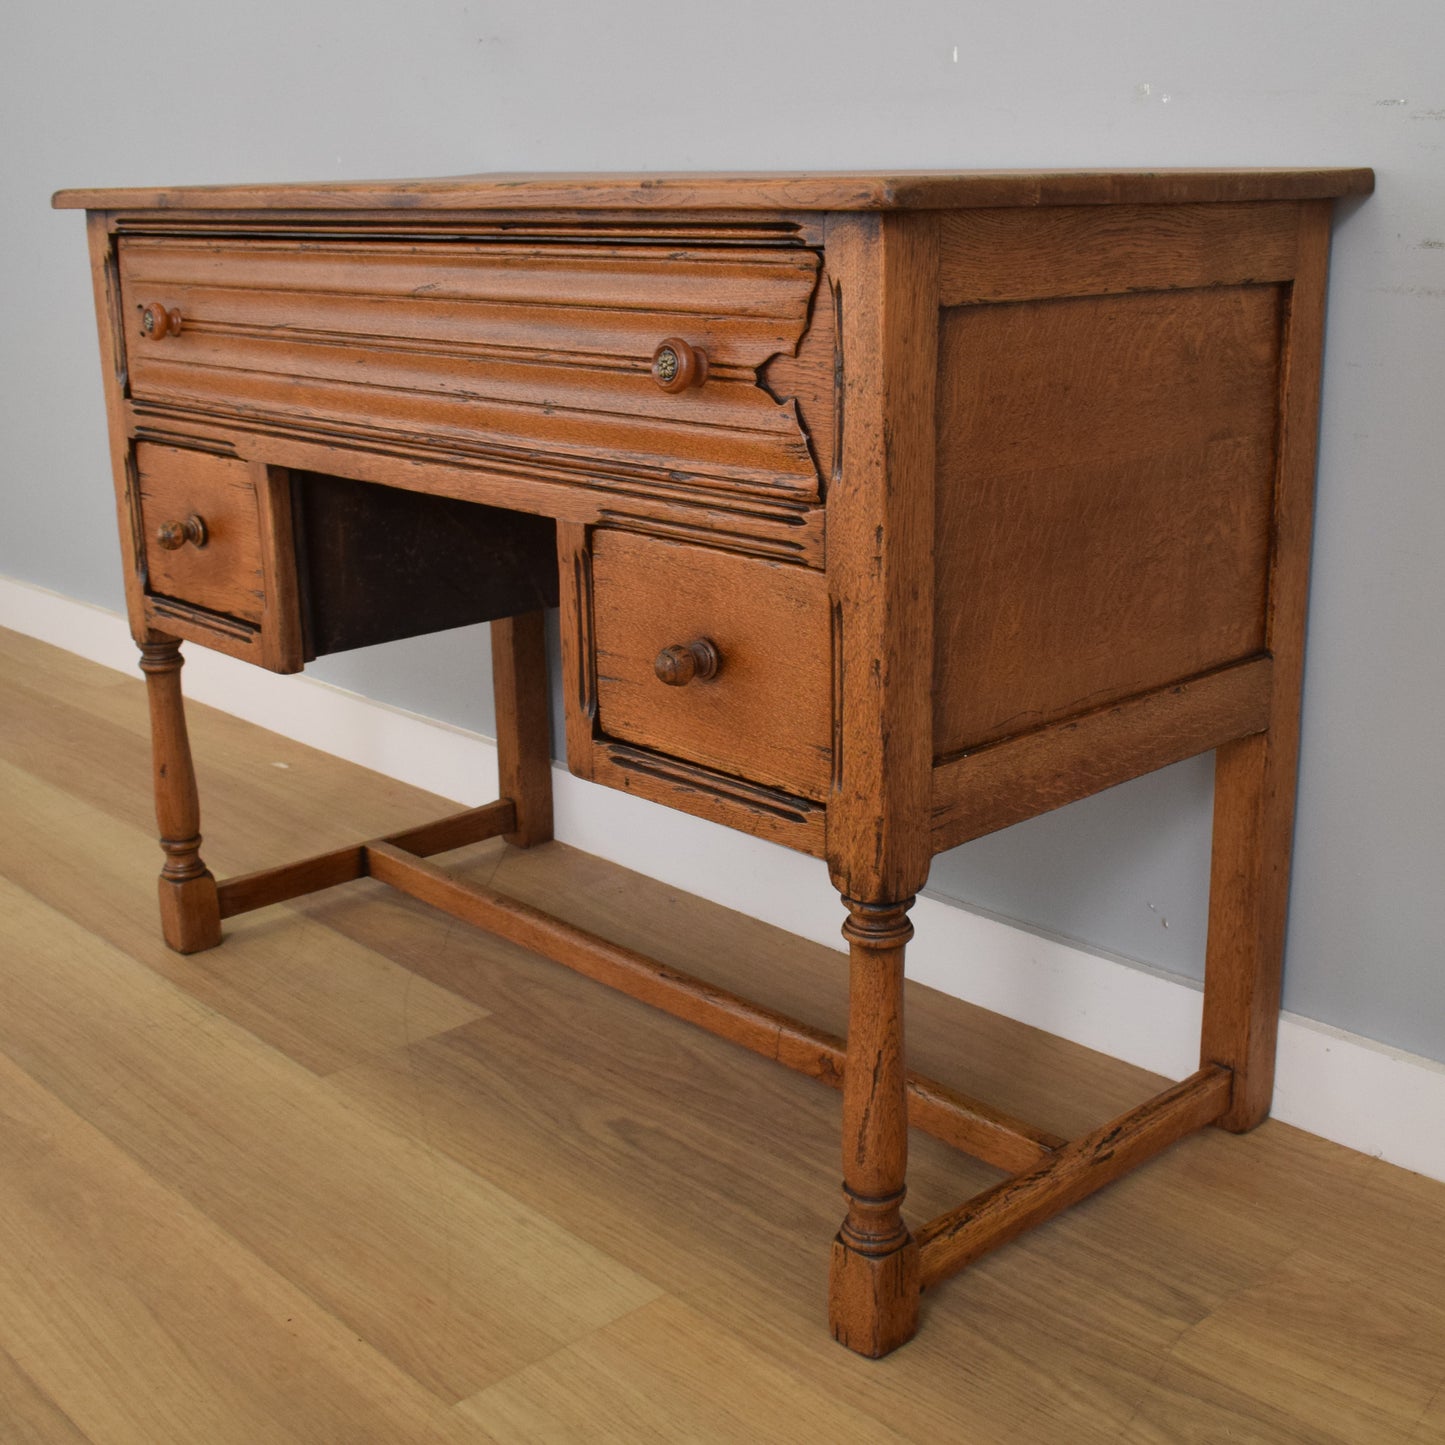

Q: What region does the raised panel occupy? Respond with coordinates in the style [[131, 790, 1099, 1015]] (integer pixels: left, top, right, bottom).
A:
[[933, 285, 1284, 760]]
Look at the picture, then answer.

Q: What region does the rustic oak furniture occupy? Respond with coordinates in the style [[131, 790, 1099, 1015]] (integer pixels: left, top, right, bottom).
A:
[[55, 168, 1373, 1357]]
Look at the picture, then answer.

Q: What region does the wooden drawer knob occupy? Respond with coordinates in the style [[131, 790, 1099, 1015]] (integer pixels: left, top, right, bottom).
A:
[[155, 515, 208, 551], [139, 301, 183, 340], [651, 338, 708, 392], [654, 638, 720, 686]]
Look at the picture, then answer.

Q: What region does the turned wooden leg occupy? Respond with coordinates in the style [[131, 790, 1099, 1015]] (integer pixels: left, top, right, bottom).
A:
[[139, 637, 221, 954], [829, 896, 920, 1357], [1200, 728, 1300, 1132], [490, 611, 553, 848]]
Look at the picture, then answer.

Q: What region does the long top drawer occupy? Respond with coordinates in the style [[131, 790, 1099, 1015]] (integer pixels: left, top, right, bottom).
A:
[[118, 237, 827, 501]]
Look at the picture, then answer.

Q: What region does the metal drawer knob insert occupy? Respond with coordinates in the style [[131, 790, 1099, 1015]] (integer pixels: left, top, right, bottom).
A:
[[139, 302, 183, 340], [651, 337, 708, 392], [155, 515, 209, 551], [654, 638, 721, 686]]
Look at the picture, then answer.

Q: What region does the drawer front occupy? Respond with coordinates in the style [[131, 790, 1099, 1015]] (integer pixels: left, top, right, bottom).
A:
[[118, 237, 830, 502], [589, 531, 832, 801], [138, 443, 267, 623], [134, 442, 300, 672]]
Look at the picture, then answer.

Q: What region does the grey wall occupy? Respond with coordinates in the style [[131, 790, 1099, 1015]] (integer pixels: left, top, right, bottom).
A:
[[5, 2, 1442, 1060]]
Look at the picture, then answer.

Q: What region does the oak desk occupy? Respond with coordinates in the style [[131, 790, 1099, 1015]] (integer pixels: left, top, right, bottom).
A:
[[55, 168, 1373, 1357]]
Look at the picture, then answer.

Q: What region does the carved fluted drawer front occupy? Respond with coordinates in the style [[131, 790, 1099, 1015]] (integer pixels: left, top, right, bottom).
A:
[[134, 442, 300, 672], [589, 531, 832, 801], [117, 237, 830, 502]]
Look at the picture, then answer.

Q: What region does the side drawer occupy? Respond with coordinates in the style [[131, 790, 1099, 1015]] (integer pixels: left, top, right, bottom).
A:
[[576, 530, 833, 803], [134, 442, 301, 671]]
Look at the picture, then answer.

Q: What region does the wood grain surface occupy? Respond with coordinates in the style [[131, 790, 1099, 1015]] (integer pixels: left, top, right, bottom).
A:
[[127, 445, 302, 673], [2, 626, 1440, 1444], [136, 635, 221, 954], [823, 210, 938, 903], [118, 236, 828, 501], [931, 657, 1273, 850], [136, 443, 266, 625], [53, 167, 1375, 213], [932, 283, 1283, 759], [937, 201, 1302, 304], [1201, 202, 1338, 1130], [589, 529, 832, 800]]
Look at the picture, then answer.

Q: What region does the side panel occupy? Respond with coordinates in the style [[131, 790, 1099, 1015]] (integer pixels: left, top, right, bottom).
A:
[[933, 281, 1284, 759]]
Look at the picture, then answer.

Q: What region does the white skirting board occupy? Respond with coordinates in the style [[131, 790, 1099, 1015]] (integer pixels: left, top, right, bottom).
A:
[[5, 572, 1443, 1184]]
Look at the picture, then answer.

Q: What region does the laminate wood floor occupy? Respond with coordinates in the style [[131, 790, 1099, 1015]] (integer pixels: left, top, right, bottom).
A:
[[2, 624, 1443, 1444]]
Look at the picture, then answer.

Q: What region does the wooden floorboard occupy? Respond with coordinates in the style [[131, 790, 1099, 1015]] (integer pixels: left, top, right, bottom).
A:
[[2, 624, 1444, 1444]]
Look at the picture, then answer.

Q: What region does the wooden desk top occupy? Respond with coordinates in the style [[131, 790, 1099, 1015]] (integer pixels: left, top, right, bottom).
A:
[[53, 166, 1374, 214]]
